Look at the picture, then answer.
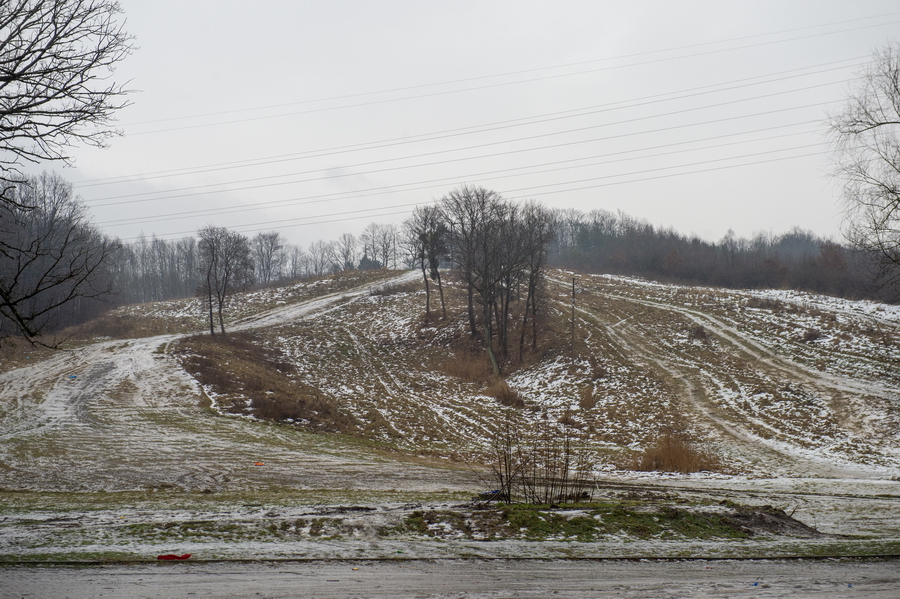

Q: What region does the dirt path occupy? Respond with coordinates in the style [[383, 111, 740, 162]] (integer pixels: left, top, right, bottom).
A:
[[0, 270, 473, 494], [549, 274, 900, 479]]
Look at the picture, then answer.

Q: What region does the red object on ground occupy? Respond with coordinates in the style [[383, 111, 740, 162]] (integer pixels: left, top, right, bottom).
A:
[[157, 553, 192, 560]]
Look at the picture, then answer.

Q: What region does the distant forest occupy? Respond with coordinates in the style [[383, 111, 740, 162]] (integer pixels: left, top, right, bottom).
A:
[[7, 169, 896, 343], [547, 208, 896, 302], [110, 206, 896, 310]]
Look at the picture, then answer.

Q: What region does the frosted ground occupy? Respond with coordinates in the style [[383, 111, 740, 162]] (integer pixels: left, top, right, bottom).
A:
[[0, 269, 898, 565]]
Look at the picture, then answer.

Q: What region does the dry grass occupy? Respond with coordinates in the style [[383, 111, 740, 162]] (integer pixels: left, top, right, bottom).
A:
[[484, 378, 525, 408], [629, 432, 721, 473], [61, 312, 197, 340], [174, 332, 357, 433], [438, 345, 495, 383]]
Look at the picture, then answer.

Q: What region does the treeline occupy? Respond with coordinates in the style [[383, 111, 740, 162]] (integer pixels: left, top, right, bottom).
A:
[[113, 222, 404, 305], [403, 186, 554, 374], [547, 208, 893, 302], [5, 171, 897, 344]]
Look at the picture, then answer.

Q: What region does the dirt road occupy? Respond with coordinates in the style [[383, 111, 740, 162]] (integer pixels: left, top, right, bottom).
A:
[[2, 558, 898, 599]]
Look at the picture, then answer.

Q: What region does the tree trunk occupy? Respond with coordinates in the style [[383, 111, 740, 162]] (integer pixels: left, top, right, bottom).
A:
[[435, 269, 447, 319]]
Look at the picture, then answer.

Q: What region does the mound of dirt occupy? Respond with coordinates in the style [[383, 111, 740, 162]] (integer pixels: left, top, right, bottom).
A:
[[724, 504, 825, 538]]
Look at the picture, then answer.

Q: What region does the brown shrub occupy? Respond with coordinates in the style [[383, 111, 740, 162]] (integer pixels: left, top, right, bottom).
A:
[[439, 346, 494, 383], [578, 386, 597, 410], [687, 324, 709, 344], [484, 379, 525, 408], [630, 432, 721, 473]]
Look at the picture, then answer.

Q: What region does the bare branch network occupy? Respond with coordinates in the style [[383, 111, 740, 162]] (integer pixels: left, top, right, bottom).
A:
[[829, 42, 900, 287], [0, 0, 134, 200]]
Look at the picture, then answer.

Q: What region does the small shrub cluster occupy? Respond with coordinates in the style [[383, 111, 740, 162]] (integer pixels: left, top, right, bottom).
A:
[[486, 416, 596, 504], [802, 328, 822, 343], [687, 324, 709, 344]]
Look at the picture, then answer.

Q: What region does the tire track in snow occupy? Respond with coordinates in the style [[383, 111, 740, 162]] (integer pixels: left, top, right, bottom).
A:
[[0, 271, 475, 493], [551, 275, 898, 478]]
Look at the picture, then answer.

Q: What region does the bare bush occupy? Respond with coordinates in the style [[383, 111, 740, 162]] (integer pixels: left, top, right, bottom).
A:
[[484, 415, 596, 504]]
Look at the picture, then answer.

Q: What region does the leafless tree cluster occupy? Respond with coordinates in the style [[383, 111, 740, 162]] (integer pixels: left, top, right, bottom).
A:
[[488, 412, 595, 504], [0, 0, 133, 201], [438, 185, 553, 375], [0, 171, 117, 341], [403, 206, 447, 318], [197, 226, 254, 335], [113, 234, 199, 304], [829, 42, 900, 290], [548, 208, 878, 300]]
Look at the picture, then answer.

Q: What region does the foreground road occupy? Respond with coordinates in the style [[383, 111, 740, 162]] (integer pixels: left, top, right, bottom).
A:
[[2, 558, 898, 599]]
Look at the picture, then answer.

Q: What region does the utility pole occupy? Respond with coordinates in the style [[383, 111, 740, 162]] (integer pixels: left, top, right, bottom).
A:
[[571, 276, 576, 347]]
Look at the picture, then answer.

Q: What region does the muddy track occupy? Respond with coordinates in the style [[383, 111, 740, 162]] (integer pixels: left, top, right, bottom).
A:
[[0, 271, 475, 494], [550, 275, 900, 479]]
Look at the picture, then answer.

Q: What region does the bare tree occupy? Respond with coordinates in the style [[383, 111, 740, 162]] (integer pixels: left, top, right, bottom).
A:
[[0, 0, 133, 202], [286, 244, 307, 280], [335, 232, 358, 271], [829, 42, 900, 287], [0, 171, 118, 342], [403, 206, 447, 318], [251, 231, 286, 284], [197, 226, 254, 335], [307, 239, 334, 276]]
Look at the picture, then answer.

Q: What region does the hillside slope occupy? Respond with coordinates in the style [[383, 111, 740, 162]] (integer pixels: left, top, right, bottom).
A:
[[174, 269, 900, 480], [1, 269, 899, 561]]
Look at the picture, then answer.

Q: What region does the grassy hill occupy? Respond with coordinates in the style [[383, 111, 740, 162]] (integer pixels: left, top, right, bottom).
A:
[[126, 268, 900, 479]]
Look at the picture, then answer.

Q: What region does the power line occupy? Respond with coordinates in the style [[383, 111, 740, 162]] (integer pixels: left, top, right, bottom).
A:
[[86, 83, 839, 208], [116, 147, 824, 243], [97, 127, 814, 227], [78, 57, 861, 190]]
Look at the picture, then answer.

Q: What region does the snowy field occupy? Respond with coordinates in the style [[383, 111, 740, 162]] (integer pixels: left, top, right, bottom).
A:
[[0, 269, 898, 566]]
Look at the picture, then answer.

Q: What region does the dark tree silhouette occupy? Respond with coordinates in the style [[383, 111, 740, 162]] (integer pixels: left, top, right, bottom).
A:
[[0, 0, 133, 203], [0, 172, 118, 342]]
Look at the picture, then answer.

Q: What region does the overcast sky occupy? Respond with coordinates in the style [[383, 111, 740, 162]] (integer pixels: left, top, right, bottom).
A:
[[45, 1, 900, 248]]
